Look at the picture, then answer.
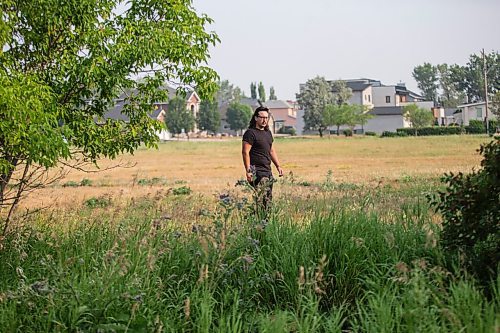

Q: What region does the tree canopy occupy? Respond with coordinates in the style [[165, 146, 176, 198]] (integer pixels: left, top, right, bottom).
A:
[[226, 102, 252, 134], [403, 104, 435, 136], [197, 99, 221, 133], [296, 76, 335, 137], [412, 51, 499, 105], [165, 97, 195, 136], [0, 0, 219, 231]]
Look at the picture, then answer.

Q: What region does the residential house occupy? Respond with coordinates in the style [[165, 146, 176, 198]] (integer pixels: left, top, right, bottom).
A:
[[455, 101, 497, 126], [103, 86, 201, 140]]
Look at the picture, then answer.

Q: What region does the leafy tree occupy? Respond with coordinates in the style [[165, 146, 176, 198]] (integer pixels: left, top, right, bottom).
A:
[[331, 80, 353, 105], [463, 52, 500, 103], [226, 102, 252, 135], [258, 81, 266, 102], [324, 104, 349, 136], [412, 63, 439, 101], [403, 104, 434, 136], [355, 105, 374, 133], [0, 0, 218, 233], [217, 80, 237, 104], [197, 100, 220, 133], [165, 97, 195, 136], [269, 86, 277, 100], [250, 82, 257, 99], [437, 64, 465, 108], [296, 76, 335, 137]]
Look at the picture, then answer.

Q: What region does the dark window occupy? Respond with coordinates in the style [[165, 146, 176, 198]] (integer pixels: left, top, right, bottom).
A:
[[385, 96, 391, 103]]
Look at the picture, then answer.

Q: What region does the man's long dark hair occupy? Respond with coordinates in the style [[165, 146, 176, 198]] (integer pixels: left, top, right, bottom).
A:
[[248, 106, 270, 131]]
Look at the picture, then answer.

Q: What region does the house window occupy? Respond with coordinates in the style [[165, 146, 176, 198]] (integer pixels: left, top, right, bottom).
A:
[[368, 95, 371, 102], [385, 96, 391, 103], [476, 107, 482, 118]]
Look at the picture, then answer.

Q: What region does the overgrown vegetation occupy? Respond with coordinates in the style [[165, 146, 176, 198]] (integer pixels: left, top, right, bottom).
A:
[[429, 137, 499, 290], [0, 172, 498, 332]]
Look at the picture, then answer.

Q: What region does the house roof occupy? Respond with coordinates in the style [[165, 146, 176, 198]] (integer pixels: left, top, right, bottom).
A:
[[345, 81, 371, 92], [369, 106, 404, 116], [103, 85, 197, 122], [264, 100, 293, 109], [457, 101, 486, 108]]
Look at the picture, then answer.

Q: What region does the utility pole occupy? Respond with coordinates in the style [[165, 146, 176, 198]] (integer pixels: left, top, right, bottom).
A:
[[482, 49, 489, 135]]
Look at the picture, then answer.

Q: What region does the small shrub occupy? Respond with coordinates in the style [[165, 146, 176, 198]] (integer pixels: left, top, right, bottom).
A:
[[80, 178, 92, 186], [428, 137, 499, 289], [365, 131, 377, 136], [397, 127, 464, 136], [85, 196, 111, 208], [342, 128, 353, 137], [137, 177, 167, 186], [278, 126, 296, 136], [173, 186, 192, 195], [381, 131, 405, 138]]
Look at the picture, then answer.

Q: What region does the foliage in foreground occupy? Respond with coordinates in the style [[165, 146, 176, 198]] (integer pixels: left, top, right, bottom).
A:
[[0, 0, 219, 232], [0, 189, 498, 332], [429, 137, 500, 288]]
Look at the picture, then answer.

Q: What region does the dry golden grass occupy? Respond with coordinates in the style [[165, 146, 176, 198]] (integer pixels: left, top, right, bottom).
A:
[[22, 135, 491, 209]]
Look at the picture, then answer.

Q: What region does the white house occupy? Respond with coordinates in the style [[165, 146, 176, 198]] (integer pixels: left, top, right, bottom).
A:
[[455, 101, 497, 126]]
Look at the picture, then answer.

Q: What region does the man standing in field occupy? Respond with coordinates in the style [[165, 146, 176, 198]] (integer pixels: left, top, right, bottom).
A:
[[242, 106, 284, 211]]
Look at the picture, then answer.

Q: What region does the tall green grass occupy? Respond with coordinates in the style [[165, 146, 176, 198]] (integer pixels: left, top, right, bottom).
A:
[[0, 184, 498, 332]]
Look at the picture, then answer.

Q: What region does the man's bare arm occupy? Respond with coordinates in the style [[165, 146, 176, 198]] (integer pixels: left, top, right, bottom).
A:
[[242, 141, 253, 182], [270, 145, 284, 177]]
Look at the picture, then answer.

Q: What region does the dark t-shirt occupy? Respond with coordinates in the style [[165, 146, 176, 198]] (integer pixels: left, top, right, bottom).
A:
[[242, 128, 274, 174]]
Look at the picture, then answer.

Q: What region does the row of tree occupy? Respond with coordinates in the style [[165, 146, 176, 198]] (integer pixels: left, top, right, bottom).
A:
[[250, 82, 277, 101], [412, 51, 500, 108]]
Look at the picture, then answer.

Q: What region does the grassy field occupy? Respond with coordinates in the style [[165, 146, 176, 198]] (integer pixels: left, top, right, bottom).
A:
[[1, 135, 498, 332], [23, 135, 489, 209]]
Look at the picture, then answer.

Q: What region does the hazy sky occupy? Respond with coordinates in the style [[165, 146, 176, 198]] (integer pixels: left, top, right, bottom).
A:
[[193, 0, 500, 101]]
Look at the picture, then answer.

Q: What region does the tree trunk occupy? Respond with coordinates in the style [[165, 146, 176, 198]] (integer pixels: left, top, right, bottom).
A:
[[318, 128, 323, 138], [337, 125, 340, 136]]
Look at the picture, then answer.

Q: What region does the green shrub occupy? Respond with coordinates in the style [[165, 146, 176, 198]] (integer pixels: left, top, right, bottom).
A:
[[365, 131, 377, 136], [465, 120, 499, 134], [80, 178, 93, 186], [137, 177, 167, 186], [381, 131, 407, 138], [428, 137, 499, 289], [85, 196, 111, 208], [396, 127, 464, 136], [342, 128, 353, 137], [173, 186, 192, 195], [278, 126, 296, 136]]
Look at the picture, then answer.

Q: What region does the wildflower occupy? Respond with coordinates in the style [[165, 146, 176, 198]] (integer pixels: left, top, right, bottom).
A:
[[132, 293, 145, 303], [31, 281, 51, 295]]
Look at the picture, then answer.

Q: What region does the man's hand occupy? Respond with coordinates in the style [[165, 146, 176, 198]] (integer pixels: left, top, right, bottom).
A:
[[246, 172, 253, 183], [277, 166, 284, 177]]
